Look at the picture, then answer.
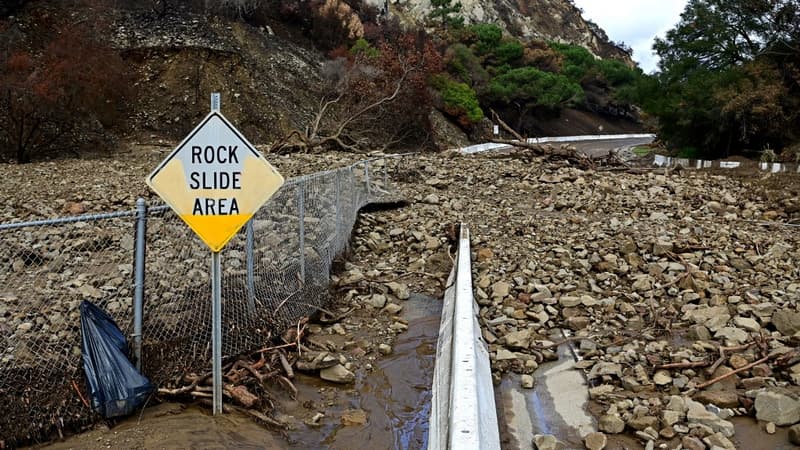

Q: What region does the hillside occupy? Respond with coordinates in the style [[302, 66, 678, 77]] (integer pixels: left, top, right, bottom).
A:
[[0, 0, 643, 163], [387, 0, 634, 64]]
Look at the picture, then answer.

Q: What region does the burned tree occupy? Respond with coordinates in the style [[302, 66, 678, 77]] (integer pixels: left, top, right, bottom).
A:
[[271, 32, 441, 154]]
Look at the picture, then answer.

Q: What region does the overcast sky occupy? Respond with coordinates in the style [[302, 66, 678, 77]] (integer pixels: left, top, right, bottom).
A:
[[573, 0, 688, 73]]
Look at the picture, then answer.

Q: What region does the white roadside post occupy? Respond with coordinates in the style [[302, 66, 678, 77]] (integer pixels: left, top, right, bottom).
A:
[[146, 93, 284, 415]]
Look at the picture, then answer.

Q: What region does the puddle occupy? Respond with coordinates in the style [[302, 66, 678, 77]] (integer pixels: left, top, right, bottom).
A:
[[281, 293, 442, 449], [497, 331, 594, 449]]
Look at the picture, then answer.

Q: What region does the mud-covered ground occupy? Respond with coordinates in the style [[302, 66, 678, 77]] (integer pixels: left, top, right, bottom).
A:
[[5, 143, 800, 449]]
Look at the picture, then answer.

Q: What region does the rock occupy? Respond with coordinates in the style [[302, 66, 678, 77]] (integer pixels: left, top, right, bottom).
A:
[[682, 436, 706, 450], [598, 414, 625, 434], [694, 390, 740, 409], [320, 364, 355, 384], [755, 390, 800, 426], [422, 194, 440, 204], [559, 296, 582, 307], [661, 409, 683, 426], [584, 431, 607, 450], [382, 303, 403, 315], [766, 422, 776, 434], [686, 399, 735, 437], [687, 324, 712, 341], [653, 240, 673, 256], [703, 432, 736, 449], [772, 310, 800, 336], [385, 282, 410, 300], [491, 281, 510, 298], [733, 316, 760, 332], [653, 370, 672, 386], [476, 248, 494, 262], [367, 294, 387, 308], [588, 362, 622, 379], [378, 344, 392, 355], [685, 306, 730, 326], [627, 415, 658, 431], [533, 434, 563, 450], [565, 315, 590, 330], [504, 329, 532, 349], [521, 374, 534, 389], [789, 424, 800, 445], [729, 354, 749, 369], [714, 327, 749, 345], [341, 408, 368, 426], [495, 348, 517, 360], [62, 201, 86, 215]]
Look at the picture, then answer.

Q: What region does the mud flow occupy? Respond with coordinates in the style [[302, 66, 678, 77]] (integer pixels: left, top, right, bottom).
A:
[[35, 294, 441, 450], [282, 293, 441, 449]]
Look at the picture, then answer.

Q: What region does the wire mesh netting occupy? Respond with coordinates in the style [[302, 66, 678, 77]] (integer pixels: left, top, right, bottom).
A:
[[0, 156, 404, 445]]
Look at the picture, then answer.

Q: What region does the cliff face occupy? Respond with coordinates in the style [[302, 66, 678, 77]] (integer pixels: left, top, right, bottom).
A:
[[384, 0, 633, 64]]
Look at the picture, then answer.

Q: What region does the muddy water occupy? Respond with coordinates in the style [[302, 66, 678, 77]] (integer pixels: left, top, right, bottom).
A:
[[282, 294, 441, 449], [732, 417, 798, 450], [497, 331, 594, 449], [37, 294, 441, 450]]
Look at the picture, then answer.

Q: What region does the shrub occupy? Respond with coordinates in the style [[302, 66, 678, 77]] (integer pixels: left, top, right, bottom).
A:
[[469, 23, 503, 55], [431, 75, 484, 125], [491, 41, 524, 66]]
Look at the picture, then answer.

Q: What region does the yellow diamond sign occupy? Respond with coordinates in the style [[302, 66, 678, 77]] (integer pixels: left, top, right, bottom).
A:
[[146, 111, 284, 252]]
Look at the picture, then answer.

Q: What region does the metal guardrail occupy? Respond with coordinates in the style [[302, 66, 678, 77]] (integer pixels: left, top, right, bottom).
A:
[[429, 224, 500, 450], [459, 133, 656, 154]]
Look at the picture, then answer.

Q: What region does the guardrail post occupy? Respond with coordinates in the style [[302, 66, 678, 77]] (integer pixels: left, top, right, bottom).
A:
[[298, 180, 306, 285], [133, 198, 147, 372], [245, 219, 255, 313]]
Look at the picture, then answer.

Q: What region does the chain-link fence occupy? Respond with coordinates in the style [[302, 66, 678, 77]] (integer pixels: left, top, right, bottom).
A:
[[0, 155, 405, 445]]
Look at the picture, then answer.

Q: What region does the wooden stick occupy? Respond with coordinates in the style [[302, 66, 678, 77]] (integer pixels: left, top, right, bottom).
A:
[[491, 109, 526, 142], [157, 382, 198, 396], [72, 379, 90, 408], [252, 342, 297, 354], [279, 352, 294, 379], [695, 355, 770, 389], [655, 360, 710, 370]]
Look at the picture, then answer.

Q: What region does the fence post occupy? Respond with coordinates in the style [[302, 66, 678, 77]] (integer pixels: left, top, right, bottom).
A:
[[245, 219, 255, 313], [298, 180, 306, 285], [133, 198, 147, 372]]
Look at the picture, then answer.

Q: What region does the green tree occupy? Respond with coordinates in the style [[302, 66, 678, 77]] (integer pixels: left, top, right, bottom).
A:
[[648, 0, 800, 157], [429, 0, 463, 30], [487, 67, 583, 109]]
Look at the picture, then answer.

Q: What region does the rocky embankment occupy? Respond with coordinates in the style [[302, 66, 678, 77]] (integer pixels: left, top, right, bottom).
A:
[[339, 150, 800, 449]]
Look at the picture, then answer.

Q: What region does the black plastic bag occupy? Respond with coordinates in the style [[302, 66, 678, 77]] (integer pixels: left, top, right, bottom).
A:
[[80, 300, 154, 418]]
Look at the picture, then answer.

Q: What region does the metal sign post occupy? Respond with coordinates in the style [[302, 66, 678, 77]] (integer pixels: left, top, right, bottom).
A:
[[211, 250, 222, 414], [145, 92, 284, 415], [210, 92, 223, 415]]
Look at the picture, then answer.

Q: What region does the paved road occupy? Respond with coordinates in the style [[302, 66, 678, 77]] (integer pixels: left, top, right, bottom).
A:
[[566, 136, 655, 158]]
